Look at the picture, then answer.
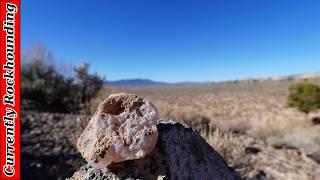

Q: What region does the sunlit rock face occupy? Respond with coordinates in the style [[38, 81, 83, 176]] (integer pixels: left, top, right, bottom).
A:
[[77, 93, 159, 168], [69, 121, 239, 180]]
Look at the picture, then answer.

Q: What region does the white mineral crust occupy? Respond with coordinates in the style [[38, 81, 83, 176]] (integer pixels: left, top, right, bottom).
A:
[[77, 93, 159, 168]]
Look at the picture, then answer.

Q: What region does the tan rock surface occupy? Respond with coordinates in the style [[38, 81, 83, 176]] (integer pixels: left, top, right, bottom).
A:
[[69, 121, 239, 180], [77, 93, 159, 168]]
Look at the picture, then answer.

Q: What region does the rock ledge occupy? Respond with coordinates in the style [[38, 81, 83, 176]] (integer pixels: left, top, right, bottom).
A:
[[69, 121, 239, 180]]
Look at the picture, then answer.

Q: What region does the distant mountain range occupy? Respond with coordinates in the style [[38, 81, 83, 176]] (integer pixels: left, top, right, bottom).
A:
[[105, 73, 320, 87], [105, 79, 168, 87]]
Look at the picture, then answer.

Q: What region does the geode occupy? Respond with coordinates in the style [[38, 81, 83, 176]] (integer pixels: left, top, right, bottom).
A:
[[77, 93, 159, 168]]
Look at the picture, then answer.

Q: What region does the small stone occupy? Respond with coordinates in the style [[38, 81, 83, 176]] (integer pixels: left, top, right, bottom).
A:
[[312, 117, 320, 125], [77, 93, 159, 168], [36, 163, 42, 168]]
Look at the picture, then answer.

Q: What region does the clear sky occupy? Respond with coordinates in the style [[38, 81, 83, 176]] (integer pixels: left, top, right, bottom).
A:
[[23, 0, 320, 82]]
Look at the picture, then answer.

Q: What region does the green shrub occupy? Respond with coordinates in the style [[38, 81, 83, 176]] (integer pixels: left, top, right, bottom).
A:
[[287, 82, 320, 114], [74, 63, 104, 111], [21, 45, 104, 112]]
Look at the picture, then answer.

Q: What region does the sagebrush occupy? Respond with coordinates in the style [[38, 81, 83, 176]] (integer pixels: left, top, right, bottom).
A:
[[21, 45, 104, 112], [287, 82, 320, 114]]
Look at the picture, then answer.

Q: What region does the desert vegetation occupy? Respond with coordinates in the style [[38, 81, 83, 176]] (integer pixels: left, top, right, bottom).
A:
[[21, 46, 103, 179], [287, 82, 320, 114], [21, 45, 104, 112], [92, 79, 320, 179], [21, 49, 320, 179]]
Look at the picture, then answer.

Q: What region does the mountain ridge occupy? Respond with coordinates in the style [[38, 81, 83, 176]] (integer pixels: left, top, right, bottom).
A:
[[105, 72, 320, 87]]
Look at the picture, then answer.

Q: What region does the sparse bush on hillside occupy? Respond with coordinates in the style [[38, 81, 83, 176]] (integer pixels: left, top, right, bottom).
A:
[[287, 82, 320, 114], [74, 63, 103, 109], [21, 45, 104, 112]]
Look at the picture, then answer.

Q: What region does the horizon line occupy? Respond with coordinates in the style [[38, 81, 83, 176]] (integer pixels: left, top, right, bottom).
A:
[[106, 71, 320, 84]]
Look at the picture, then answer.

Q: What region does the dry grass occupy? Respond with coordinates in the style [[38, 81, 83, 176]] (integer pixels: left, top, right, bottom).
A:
[[90, 79, 320, 178], [87, 80, 320, 179]]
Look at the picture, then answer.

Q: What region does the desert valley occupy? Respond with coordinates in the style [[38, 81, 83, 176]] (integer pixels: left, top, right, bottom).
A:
[[22, 75, 320, 179]]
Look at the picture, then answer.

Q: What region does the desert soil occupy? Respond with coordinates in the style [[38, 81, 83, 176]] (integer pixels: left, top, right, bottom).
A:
[[22, 79, 320, 179]]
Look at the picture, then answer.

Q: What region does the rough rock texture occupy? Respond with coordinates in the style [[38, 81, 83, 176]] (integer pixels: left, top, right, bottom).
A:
[[77, 93, 159, 168], [69, 121, 239, 180]]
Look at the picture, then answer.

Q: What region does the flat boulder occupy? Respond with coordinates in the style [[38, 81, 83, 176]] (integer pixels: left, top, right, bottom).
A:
[[71, 120, 239, 180]]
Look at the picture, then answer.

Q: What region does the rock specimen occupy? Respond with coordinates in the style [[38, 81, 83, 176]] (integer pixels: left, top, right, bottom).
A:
[[77, 93, 159, 168], [69, 121, 239, 180]]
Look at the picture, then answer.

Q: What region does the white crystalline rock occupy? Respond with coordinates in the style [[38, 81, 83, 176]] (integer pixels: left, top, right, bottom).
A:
[[77, 93, 159, 169]]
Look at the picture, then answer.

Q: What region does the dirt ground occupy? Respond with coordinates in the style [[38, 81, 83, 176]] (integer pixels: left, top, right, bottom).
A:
[[22, 79, 320, 179]]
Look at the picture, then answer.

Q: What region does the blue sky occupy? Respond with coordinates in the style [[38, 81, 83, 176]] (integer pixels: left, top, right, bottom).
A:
[[23, 0, 320, 82]]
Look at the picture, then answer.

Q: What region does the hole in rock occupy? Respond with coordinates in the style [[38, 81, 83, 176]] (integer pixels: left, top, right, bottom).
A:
[[104, 99, 125, 115], [103, 95, 146, 116]]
